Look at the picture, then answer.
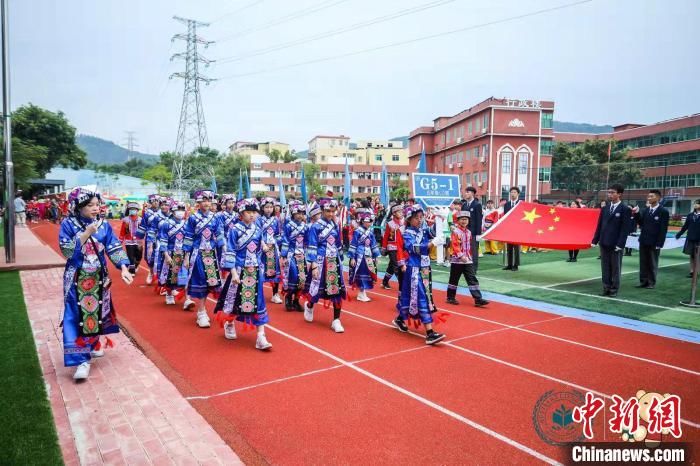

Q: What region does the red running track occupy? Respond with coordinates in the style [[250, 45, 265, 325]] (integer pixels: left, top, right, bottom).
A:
[[31, 222, 700, 464]]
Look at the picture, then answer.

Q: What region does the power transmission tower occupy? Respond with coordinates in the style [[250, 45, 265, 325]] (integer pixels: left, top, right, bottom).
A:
[[123, 131, 138, 162], [170, 16, 215, 198]]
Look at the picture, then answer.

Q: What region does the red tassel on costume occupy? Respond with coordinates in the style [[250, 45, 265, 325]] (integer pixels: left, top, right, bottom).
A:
[[153, 284, 161, 294], [434, 312, 450, 325], [104, 337, 114, 348], [214, 311, 235, 328], [93, 339, 102, 351], [174, 289, 186, 301], [323, 299, 330, 309]]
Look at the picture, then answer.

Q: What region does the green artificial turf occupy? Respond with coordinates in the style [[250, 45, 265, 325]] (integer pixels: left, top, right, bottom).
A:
[[0, 271, 63, 465], [371, 247, 700, 332]]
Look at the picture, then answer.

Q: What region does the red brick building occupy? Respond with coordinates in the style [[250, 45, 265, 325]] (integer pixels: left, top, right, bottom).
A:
[[409, 97, 555, 203], [553, 114, 700, 213]]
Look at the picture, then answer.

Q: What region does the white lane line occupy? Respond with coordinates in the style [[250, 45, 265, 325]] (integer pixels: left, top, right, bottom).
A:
[[264, 323, 562, 465], [477, 275, 700, 315], [340, 308, 700, 430], [186, 365, 345, 400], [366, 289, 700, 375]]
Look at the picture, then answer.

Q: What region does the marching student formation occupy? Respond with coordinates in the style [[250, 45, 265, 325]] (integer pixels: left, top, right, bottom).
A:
[[56, 183, 695, 381]]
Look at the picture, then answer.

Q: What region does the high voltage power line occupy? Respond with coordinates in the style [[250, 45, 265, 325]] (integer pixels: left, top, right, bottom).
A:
[[215, 0, 456, 65], [215, 0, 351, 42], [209, 0, 265, 24], [216, 0, 593, 80]]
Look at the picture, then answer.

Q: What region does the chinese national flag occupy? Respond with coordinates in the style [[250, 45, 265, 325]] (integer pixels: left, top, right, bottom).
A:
[[481, 202, 600, 250]]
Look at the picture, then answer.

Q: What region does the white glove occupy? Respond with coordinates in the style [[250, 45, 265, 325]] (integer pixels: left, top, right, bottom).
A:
[[476, 235, 482, 242], [614, 246, 622, 252]]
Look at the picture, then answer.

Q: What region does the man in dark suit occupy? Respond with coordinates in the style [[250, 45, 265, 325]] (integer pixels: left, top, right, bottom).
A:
[[633, 189, 669, 289], [502, 187, 521, 271], [461, 186, 483, 272], [675, 199, 700, 278], [592, 184, 633, 297]]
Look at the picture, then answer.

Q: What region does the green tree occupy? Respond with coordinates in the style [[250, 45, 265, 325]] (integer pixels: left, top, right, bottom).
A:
[[216, 154, 249, 195], [10, 138, 48, 190], [268, 149, 282, 163], [304, 163, 325, 197], [390, 177, 410, 201], [11, 104, 87, 176], [142, 164, 172, 192], [282, 150, 298, 163]]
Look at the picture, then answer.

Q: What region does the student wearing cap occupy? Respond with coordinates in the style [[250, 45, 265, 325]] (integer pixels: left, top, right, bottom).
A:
[[157, 200, 188, 305], [392, 205, 445, 345], [215, 198, 272, 350], [280, 201, 309, 312], [348, 208, 381, 302], [303, 198, 347, 333], [148, 197, 172, 286], [381, 202, 405, 291], [182, 190, 225, 326], [257, 197, 283, 304], [446, 211, 489, 307], [137, 194, 161, 285], [119, 201, 143, 275]]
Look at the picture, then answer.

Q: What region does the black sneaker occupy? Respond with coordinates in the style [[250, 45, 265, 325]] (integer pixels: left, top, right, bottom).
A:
[[293, 300, 304, 312], [382, 283, 392, 290], [425, 332, 446, 345], [446, 297, 460, 305], [474, 299, 489, 307], [392, 318, 408, 333]]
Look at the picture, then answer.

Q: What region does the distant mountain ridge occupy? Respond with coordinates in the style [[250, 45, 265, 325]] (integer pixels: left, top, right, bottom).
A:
[[552, 121, 613, 134], [77, 134, 159, 165]]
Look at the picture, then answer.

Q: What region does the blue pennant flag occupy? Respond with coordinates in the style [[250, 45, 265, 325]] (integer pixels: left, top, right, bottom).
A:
[[278, 176, 287, 207], [244, 170, 251, 198], [380, 162, 390, 208], [343, 156, 351, 207], [210, 175, 218, 194], [417, 139, 428, 173], [238, 168, 243, 200], [300, 165, 308, 203]]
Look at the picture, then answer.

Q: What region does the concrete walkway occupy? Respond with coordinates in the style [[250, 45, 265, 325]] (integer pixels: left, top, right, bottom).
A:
[[0, 224, 65, 271], [16, 225, 243, 465]]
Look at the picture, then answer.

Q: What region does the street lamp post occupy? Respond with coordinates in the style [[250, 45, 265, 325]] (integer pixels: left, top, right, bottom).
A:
[[1, 0, 14, 263]]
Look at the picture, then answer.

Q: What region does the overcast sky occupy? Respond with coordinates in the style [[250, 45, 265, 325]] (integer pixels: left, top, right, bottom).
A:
[[10, 0, 700, 155]]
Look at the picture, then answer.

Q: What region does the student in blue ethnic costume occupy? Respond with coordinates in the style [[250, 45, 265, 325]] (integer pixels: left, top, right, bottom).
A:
[[256, 197, 283, 305], [303, 197, 347, 333], [182, 190, 225, 328], [280, 201, 308, 312], [214, 198, 272, 350], [392, 204, 446, 345], [59, 187, 134, 380], [157, 200, 188, 306], [138, 194, 161, 285], [216, 194, 239, 269], [149, 197, 171, 289], [348, 208, 381, 302]]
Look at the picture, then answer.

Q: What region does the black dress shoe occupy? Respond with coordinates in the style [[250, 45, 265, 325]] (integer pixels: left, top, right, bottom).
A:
[[474, 299, 489, 307], [608, 292, 618, 298], [643, 285, 655, 289], [502, 266, 513, 271], [446, 298, 460, 305], [688, 273, 694, 278], [512, 267, 519, 271], [601, 290, 610, 296], [635, 283, 648, 288]]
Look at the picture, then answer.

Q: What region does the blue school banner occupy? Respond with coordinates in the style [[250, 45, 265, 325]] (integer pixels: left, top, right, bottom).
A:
[[411, 173, 461, 209]]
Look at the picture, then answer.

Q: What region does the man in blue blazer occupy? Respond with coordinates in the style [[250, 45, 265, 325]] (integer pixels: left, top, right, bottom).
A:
[[633, 190, 669, 289], [591, 184, 633, 297]]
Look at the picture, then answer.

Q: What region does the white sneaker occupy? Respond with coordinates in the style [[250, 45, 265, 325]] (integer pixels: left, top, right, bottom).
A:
[[73, 362, 91, 380], [357, 291, 371, 302], [224, 321, 237, 340], [90, 349, 105, 358], [271, 294, 283, 304], [165, 295, 176, 305], [196, 310, 211, 328], [331, 319, 345, 333], [256, 333, 272, 350], [146, 273, 153, 285], [183, 298, 195, 311], [303, 303, 314, 322]]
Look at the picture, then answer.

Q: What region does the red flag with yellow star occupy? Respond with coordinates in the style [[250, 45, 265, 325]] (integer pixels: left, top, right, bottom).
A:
[[480, 202, 600, 250]]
